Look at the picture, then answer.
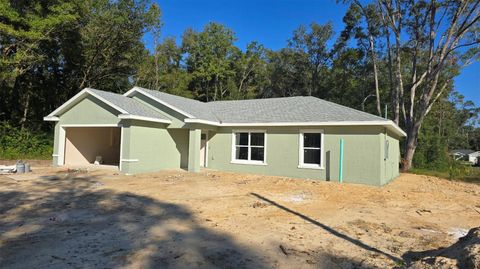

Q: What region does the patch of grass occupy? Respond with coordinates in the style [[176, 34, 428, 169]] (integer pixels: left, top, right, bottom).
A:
[[410, 166, 480, 184], [409, 168, 448, 178]]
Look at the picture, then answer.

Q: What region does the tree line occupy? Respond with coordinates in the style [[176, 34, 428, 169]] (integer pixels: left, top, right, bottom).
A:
[[1, 0, 479, 170]]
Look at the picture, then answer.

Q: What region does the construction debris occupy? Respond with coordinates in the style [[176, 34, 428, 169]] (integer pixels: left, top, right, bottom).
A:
[[407, 227, 480, 269], [0, 165, 16, 174]]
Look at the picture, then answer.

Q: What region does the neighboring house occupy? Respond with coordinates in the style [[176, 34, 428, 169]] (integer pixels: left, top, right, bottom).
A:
[[470, 152, 480, 165], [44, 87, 406, 186], [450, 149, 480, 164]]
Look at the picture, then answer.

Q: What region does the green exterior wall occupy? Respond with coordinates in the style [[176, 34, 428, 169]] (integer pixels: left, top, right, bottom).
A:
[[120, 120, 188, 174], [59, 96, 121, 125], [207, 126, 387, 185], [169, 129, 190, 169], [53, 96, 122, 166], [49, 93, 403, 186], [51, 95, 189, 175], [380, 129, 401, 185]]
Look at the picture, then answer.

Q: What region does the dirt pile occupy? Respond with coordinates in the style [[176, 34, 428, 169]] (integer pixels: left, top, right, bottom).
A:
[[406, 227, 480, 269]]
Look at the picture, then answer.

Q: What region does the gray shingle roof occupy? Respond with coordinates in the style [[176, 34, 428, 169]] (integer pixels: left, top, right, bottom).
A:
[[206, 96, 388, 123], [51, 87, 395, 130], [132, 87, 388, 124], [450, 149, 476, 155], [134, 87, 219, 121], [88, 88, 170, 121]]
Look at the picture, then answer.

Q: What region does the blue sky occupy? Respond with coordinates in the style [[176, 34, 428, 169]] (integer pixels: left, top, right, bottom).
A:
[[145, 0, 479, 105]]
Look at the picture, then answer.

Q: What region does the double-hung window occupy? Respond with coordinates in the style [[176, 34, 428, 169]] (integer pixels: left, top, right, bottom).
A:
[[298, 129, 324, 169], [231, 131, 266, 165]]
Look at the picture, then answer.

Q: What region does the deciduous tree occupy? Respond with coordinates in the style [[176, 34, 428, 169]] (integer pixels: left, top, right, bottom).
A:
[[379, 0, 479, 170]]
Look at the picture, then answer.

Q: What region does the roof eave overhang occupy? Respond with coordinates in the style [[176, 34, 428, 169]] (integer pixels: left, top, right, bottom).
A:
[[118, 114, 171, 124], [44, 88, 170, 125], [184, 119, 406, 137], [43, 116, 59, 121], [44, 88, 129, 120]]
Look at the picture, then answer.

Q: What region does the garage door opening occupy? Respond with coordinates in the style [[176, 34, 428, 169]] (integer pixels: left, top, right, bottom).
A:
[[64, 127, 121, 167]]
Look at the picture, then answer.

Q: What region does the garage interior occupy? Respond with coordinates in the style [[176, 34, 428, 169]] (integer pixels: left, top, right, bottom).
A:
[[64, 127, 121, 166]]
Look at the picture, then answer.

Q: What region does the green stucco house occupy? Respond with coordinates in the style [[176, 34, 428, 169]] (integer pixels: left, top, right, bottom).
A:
[[44, 87, 406, 186]]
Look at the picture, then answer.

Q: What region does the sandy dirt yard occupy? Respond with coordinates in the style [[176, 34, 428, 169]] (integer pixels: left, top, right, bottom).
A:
[[0, 166, 479, 269]]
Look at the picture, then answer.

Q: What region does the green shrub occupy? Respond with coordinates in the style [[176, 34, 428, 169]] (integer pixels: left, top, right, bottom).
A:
[[447, 158, 466, 180], [412, 134, 450, 171], [0, 122, 53, 159], [463, 166, 480, 182], [411, 162, 479, 184]]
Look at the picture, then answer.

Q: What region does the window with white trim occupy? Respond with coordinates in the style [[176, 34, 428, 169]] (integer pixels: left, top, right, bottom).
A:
[[299, 130, 324, 169], [232, 131, 266, 164]]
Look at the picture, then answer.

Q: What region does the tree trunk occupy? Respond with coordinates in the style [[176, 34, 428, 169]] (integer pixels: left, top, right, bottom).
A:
[[204, 79, 209, 102], [154, 51, 159, 90], [154, 37, 159, 90], [393, 31, 404, 125], [310, 67, 318, 97], [213, 75, 218, 101], [403, 121, 420, 171], [19, 91, 30, 130], [238, 67, 253, 94], [79, 73, 88, 90], [368, 35, 381, 116], [238, 73, 246, 93], [382, 13, 395, 121]]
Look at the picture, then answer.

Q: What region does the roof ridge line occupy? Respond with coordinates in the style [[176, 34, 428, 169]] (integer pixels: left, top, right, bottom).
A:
[[207, 95, 307, 104], [133, 86, 207, 105], [127, 87, 197, 119], [312, 97, 388, 121]]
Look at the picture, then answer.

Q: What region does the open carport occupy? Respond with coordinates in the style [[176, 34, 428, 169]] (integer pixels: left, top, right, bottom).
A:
[[64, 127, 121, 166]]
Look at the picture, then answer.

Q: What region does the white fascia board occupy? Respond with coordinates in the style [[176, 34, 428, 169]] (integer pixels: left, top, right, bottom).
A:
[[118, 114, 171, 124], [184, 119, 406, 137], [43, 116, 59, 121], [45, 88, 128, 118], [124, 87, 195, 118], [123, 88, 137, 97], [60, 124, 120, 127], [184, 118, 220, 125], [220, 121, 388, 127], [385, 121, 407, 137]]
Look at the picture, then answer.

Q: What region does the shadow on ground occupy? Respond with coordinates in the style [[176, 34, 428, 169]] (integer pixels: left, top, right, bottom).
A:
[[0, 173, 269, 269], [0, 172, 406, 268], [251, 192, 403, 265]]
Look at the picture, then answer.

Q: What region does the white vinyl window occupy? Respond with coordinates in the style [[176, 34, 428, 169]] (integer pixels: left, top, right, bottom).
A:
[[298, 129, 324, 169], [231, 130, 267, 165]]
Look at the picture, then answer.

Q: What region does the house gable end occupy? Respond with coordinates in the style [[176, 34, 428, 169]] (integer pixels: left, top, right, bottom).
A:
[[129, 92, 188, 128], [45, 88, 127, 120], [58, 95, 121, 125]]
